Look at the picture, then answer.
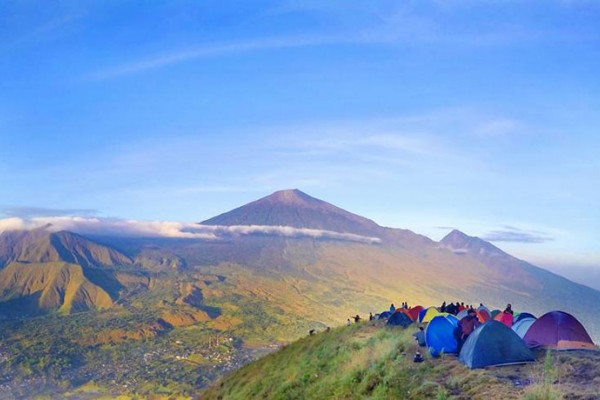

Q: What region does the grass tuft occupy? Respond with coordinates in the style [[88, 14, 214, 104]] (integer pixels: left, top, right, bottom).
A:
[[522, 350, 563, 400]]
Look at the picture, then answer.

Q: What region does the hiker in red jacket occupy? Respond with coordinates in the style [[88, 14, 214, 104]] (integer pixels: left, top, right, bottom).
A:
[[455, 308, 480, 353]]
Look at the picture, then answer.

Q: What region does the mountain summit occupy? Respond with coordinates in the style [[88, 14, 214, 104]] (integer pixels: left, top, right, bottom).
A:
[[201, 189, 382, 237]]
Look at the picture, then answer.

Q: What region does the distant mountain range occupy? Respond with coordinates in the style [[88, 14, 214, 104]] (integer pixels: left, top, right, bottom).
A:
[[0, 189, 598, 340]]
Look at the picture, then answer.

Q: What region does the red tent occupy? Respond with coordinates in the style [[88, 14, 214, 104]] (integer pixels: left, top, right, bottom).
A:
[[407, 306, 423, 321], [494, 311, 514, 327], [394, 308, 415, 321]]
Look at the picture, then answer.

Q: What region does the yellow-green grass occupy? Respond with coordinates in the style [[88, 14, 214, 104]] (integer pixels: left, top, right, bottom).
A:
[[202, 321, 524, 400]]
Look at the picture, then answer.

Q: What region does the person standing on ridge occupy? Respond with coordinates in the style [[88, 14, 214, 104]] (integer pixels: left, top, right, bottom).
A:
[[455, 308, 480, 353], [390, 303, 396, 313], [447, 302, 456, 315]]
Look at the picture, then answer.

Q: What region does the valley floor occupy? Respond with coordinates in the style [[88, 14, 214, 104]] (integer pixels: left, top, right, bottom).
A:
[[203, 321, 600, 400]]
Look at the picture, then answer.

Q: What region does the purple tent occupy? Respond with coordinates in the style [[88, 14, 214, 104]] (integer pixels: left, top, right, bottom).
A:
[[523, 311, 596, 350]]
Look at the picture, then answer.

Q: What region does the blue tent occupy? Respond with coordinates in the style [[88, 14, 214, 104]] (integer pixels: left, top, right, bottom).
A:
[[378, 311, 391, 320], [514, 312, 536, 324], [387, 311, 413, 328], [459, 321, 535, 369], [512, 318, 536, 339], [425, 315, 459, 357]]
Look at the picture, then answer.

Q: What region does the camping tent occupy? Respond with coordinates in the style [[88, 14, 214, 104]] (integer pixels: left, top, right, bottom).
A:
[[426, 315, 459, 356], [394, 308, 415, 321], [494, 311, 514, 327], [422, 308, 448, 324], [387, 311, 413, 328], [378, 311, 391, 320], [457, 309, 490, 323], [512, 318, 536, 339], [515, 312, 536, 324], [490, 310, 501, 318], [523, 311, 596, 350], [418, 307, 435, 323], [477, 305, 491, 315], [478, 309, 491, 322], [407, 306, 423, 321], [456, 309, 469, 320], [459, 321, 535, 369]]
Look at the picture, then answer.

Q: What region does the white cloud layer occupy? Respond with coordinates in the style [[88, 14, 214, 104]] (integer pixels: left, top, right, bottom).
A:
[[0, 216, 381, 244]]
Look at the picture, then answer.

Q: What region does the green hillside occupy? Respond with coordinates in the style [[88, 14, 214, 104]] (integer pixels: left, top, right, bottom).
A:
[[203, 321, 600, 400], [0, 261, 120, 316]]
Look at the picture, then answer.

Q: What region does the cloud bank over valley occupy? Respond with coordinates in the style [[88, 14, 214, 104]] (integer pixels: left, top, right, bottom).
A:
[[0, 216, 381, 244]]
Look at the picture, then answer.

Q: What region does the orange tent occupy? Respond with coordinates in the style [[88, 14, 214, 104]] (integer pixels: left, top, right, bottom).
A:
[[478, 309, 491, 322]]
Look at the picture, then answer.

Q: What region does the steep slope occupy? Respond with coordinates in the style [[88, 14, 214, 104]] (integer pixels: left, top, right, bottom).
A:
[[0, 228, 138, 316], [202, 189, 381, 235], [201, 189, 433, 247], [0, 227, 132, 268], [0, 262, 120, 316], [203, 322, 599, 400]]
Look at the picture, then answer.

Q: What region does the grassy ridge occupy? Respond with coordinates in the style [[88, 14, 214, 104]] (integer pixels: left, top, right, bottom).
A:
[[202, 322, 523, 400]]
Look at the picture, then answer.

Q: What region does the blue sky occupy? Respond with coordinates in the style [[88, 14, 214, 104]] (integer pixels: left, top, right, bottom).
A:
[[1, 1, 599, 273]]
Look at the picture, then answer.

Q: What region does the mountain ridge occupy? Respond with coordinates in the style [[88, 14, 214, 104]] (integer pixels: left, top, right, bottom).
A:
[[0, 227, 133, 268]]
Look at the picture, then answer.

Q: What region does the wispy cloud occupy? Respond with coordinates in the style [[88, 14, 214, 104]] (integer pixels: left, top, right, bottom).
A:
[[0, 216, 381, 244], [482, 225, 554, 243], [472, 118, 524, 137], [70, 1, 600, 82], [82, 5, 561, 82], [265, 117, 447, 159], [84, 36, 345, 81], [2, 14, 82, 52], [0, 206, 98, 218]]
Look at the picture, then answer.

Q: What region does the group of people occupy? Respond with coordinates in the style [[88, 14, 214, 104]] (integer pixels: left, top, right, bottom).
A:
[[439, 301, 472, 315], [347, 314, 362, 325], [389, 302, 410, 312], [346, 300, 516, 354], [451, 302, 513, 352]]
